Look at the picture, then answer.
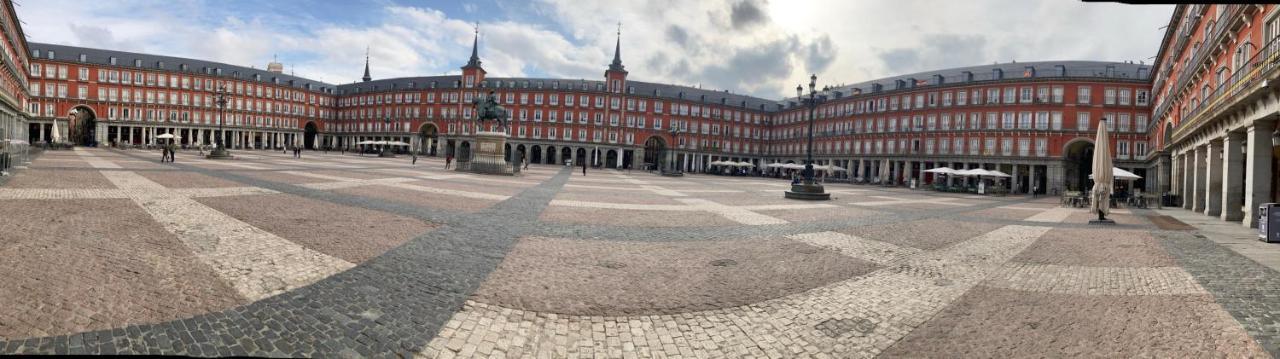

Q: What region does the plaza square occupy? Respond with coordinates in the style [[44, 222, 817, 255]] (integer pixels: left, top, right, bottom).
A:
[[1, 2, 1280, 358]]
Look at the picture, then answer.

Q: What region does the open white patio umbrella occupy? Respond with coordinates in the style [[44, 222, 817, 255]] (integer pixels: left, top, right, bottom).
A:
[[735, 161, 755, 168], [984, 170, 1011, 178], [1090, 118, 1114, 221], [155, 133, 180, 139], [924, 167, 956, 174], [386, 141, 411, 146], [1089, 167, 1142, 180], [764, 162, 785, 168]]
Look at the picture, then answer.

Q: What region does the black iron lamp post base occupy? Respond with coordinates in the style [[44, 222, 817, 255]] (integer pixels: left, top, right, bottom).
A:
[[206, 148, 232, 159], [785, 182, 831, 200], [1088, 210, 1115, 225]]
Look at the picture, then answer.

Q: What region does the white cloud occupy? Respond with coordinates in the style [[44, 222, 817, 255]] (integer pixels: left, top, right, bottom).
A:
[[14, 0, 1172, 98]]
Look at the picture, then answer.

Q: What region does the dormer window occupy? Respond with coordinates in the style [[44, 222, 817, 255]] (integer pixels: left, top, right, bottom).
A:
[[109, 57, 117, 65], [134, 59, 142, 67], [47, 51, 54, 59], [78, 54, 86, 62]]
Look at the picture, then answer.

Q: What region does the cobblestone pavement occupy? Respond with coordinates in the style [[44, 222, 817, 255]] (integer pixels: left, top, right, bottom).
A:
[[1, 148, 1278, 357]]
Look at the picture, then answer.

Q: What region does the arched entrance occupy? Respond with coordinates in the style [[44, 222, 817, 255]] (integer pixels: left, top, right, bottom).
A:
[[512, 144, 522, 162], [1063, 139, 1095, 192], [530, 145, 542, 164], [419, 123, 439, 156], [561, 147, 573, 164], [576, 148, 587, 166], [304, 121, 318, 150], [605, 149, 618, 169], [459, 141, 472, 161], [643, 136, 666, 171], [69, 106, 97, 146], [546, 146, 556, 165]]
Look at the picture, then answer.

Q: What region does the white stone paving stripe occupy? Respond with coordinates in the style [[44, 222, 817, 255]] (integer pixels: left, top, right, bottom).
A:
[[0, 188, 131, 199], [997, 205, 1056, 211], [742, 203, 840, 211], [75, 148, 121, 169], [1023, 207, 1077, 222], [286, 170, 511, 200], [420, 225, 1051, 358], [98, 169, 355, 301], [852, 197, 970, 207], [787, 231, 923, 265], [173, 187, 281, 198], [675, 198, 789, 225], [983, 263, 1207, 296], [547, 200, 695, 211]]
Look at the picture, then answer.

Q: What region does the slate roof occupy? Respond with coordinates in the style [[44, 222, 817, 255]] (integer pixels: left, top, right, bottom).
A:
[[26, 42, 339, 94]]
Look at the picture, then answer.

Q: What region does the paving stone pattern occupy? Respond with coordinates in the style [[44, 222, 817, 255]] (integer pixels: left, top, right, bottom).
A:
[[2, 148, 1278, 357]]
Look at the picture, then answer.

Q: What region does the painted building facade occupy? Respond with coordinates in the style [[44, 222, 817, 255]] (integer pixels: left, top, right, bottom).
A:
[[1152, 4, 1280, 227]]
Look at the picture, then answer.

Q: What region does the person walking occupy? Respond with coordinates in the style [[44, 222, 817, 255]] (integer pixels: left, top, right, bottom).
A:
[[445, 154, 453, 169], [523, 153, 530, 169], [412, 151, 418, 165], [169, 142, 177, 163], [581, 159, 587, 176]]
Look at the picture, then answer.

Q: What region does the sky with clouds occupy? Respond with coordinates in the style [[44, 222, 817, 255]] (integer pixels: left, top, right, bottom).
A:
[[14, 0, 1172, 99]]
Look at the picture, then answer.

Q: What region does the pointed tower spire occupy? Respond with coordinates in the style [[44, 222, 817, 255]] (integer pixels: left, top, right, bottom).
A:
[[362, 46, 372, 82], [608, 22, 625, 72], [464, 23, 482, 69]]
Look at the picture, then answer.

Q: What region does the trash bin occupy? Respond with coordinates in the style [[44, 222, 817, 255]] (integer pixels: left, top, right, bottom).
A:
[[1261, 203, 1280, 243]]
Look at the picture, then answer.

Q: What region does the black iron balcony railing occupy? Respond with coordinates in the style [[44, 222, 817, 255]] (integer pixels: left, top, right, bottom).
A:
[[1172, 35, 1280, 142]]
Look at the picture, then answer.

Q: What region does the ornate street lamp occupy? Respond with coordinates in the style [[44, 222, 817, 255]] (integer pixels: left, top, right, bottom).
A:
[[207, 85, 232, 159], [662, 126, 683, 176], [784, 74, 831, 200], [379, 117, 395, 157]]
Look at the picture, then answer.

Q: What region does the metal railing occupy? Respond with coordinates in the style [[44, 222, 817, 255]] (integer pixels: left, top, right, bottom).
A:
[[1174, 35, 1280, 141], [1154, 4, 1244, 123]]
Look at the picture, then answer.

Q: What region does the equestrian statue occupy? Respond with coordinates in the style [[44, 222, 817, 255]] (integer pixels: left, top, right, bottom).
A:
[[471, 90, 510, 132]]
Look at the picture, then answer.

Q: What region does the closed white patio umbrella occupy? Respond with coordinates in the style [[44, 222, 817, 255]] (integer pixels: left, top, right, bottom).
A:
[[1090, 118, 1114, 223]]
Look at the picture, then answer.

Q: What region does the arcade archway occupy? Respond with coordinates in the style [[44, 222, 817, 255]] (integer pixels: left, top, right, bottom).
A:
[[69, 105, 97, 146], [304, 121, 319, 150], [643, 136, 666, 171], [1063, 139, 1095, 192], [418, 123, 439, 156]]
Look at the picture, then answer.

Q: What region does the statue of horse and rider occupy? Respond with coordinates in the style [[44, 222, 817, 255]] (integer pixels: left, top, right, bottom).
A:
[[471, 90, 510, 132]]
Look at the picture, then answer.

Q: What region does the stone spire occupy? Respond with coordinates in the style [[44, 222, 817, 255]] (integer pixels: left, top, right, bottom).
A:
[[362, 46, 372, 82], [464, 24, 482, 69], [608, 22, 625, 73]]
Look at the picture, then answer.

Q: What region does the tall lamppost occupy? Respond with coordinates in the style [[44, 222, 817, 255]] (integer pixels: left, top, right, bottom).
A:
[[207, 85, 231, 159], [379, 117, 395, 157], [662, 126, 683, 176], [784, 74, 831, 200]]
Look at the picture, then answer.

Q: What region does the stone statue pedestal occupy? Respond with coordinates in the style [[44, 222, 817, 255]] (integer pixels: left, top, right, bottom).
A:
[[458, 131, 515, 176], [785, 182, 831, 200]]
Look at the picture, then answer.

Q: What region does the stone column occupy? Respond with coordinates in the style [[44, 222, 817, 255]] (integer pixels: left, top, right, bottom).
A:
[[1244, 121, 1276, 227], [917, 161, 925, 185], [1221, 132, 1246, 221], [1024, 165, 1034, 193], [1192, 145, 1206, 213], [1012, 165, 1021, 194], [1205, 139, 1224, 217], [1182, 152, 1194, 210]]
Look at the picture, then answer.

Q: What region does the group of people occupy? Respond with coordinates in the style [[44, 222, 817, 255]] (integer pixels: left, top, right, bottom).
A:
[[160, 142, 178, 163]]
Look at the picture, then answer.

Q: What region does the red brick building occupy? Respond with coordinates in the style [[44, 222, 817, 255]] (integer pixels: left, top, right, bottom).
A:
[[0, 0, 30, 171], [22, 26, 1154, 196], [1151, 4, 1280, 227]]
